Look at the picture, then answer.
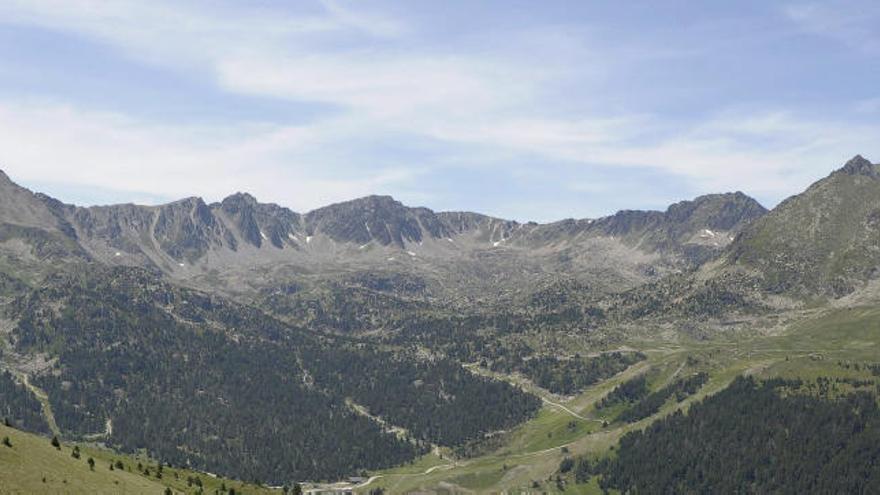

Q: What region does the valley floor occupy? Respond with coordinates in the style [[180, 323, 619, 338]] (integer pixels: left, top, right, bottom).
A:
[[326, 306, 880, 494]]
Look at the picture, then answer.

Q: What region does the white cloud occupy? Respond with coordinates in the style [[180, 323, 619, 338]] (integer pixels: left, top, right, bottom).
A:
[[318, 0, 408, 38], [0, 0, 404, 72], [0, 101, 418, 210], [596, 112, 880, 198], [215, 52, 530, 120], [783, 2, 880, 53], [0, 1, 877, 216]]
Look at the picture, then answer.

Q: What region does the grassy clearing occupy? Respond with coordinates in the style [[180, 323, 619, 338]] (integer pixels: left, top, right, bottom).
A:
[[0, 424, 278, 494], [0, 424, 164, 494]]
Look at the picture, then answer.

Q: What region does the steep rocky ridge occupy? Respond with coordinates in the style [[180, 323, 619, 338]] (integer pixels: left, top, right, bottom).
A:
[[0, 171, 766, 308], [611, 155, 880, 323], [721, 155, 880, 297]]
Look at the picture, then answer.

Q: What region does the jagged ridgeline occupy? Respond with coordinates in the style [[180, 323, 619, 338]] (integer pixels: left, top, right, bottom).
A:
[[0, 168, 766, 327]]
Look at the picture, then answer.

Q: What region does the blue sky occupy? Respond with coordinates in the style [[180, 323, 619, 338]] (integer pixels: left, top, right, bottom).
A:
[[0, 1, 878, 221]]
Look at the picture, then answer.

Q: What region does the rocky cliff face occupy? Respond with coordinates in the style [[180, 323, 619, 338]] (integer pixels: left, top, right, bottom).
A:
[[215, 192, 302, 249]]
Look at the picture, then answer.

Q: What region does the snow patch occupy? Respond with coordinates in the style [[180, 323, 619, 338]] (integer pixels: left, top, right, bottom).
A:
[[178, 262, 185, 267], [287, 233, 297, 240], [387, 257, 395, 261], [306, 236, 312, 244], [447, 238, 455, 243], [358, 243, 369, 250], [114, 252, 121, 257], [406, 251, 416, 257], [260, 230, 268, 240]]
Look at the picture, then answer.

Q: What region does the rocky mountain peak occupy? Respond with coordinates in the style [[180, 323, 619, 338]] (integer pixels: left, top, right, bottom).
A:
[[665, 192, 768, 231], [0, 169, 14, 186], [836, 154, 878, 178], [220, 192, 259, 211], [0, 169, 79, 234], [725, 154, 880, 296], [305, 195, 450, 247], [214, 193, 300, 249], [313, 195, 417, 219]]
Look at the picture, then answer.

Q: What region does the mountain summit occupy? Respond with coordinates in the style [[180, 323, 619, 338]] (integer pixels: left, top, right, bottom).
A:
[[725, 154, 880, 296], [836, 154, 879, 178]]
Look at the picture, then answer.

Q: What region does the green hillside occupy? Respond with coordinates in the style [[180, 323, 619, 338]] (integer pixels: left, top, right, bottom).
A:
[[0, 424, 277, 494]]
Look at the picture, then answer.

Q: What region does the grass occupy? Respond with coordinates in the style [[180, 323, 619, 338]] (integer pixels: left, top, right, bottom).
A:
[[378, 451, 448, 475], [0, 424, 165, 494], [0, 424, 278, 494]]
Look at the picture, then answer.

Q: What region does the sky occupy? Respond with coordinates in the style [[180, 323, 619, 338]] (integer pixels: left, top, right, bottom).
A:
[[0, 0, 878, 222]]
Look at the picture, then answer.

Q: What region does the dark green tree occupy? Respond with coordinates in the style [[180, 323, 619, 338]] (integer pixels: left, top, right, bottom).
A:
[[559, 457, 574, 473]]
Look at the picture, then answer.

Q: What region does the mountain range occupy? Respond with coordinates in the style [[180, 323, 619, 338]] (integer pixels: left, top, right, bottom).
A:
[[2, 155, 880, 492], [4, 156, 878, 327], [0, 166, 769, 310]]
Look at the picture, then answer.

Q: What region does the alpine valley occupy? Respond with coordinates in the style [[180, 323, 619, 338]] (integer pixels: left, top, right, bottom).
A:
[[3, 155, 880, 494]]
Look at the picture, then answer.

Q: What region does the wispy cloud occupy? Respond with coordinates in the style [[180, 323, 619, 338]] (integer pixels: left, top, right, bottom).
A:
[[783, 1, 880, 53], [0, 100, 420, 209], [0, 1, 877, 219]]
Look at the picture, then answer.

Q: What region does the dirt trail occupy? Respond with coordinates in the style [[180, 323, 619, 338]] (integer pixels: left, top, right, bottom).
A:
[[19, 373, 61, 437], [669, 359, 686, 380], [306, 462, 456, 494], [541, 397, 602, 424]]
